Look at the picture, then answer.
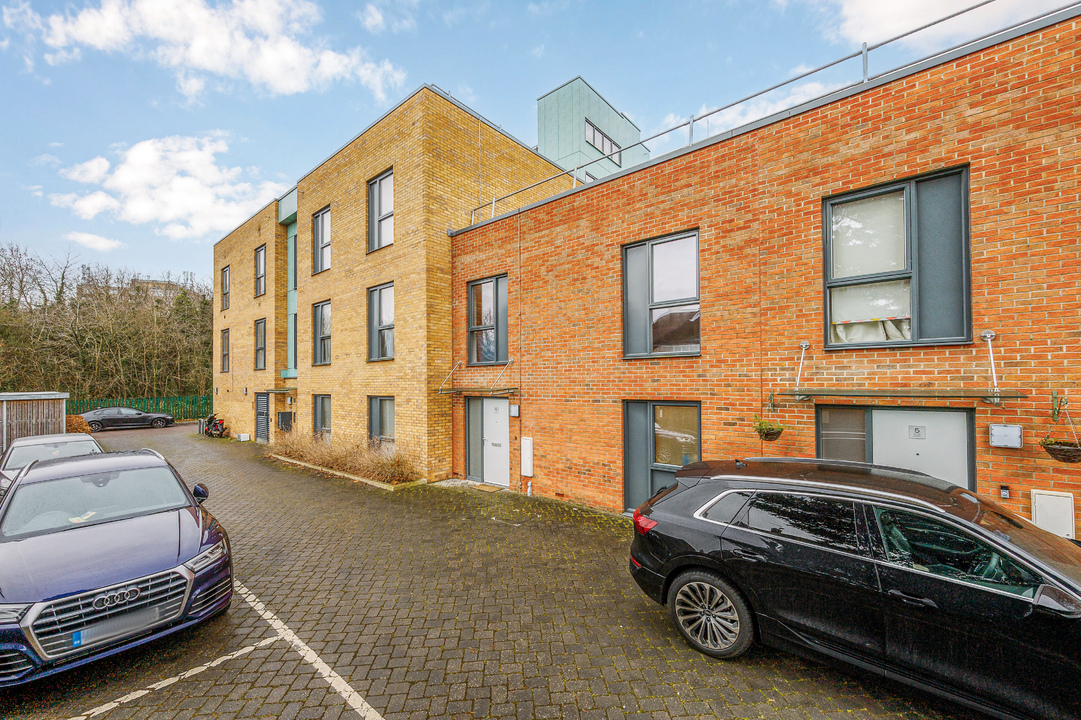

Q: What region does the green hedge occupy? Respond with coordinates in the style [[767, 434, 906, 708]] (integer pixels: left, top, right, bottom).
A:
[[69, 395, 212, 421]]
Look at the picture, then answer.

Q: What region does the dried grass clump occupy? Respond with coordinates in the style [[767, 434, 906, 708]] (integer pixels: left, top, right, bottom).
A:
[[270, 433, 422, 485], [66, 415, 93, 434]]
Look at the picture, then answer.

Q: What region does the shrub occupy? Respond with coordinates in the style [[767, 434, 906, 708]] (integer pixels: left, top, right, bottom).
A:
[[270, 433, 422, 485], [66, 414, 93, 434]]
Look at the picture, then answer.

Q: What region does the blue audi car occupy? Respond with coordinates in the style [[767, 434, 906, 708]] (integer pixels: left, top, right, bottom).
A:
[[0, 450, 232, 686]]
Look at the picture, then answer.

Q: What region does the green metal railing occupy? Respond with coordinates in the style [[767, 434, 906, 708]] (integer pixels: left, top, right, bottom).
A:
[[68, 395, 212, 420]]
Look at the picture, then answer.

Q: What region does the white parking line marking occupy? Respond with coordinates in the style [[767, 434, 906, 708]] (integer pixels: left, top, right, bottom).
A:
[[66, 635, 281, 720], [236, 582, 385, 720], [66, 582, 382, 720]]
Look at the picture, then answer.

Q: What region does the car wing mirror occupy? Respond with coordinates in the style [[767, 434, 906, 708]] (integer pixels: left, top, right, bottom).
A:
[[1035, 584, 1081, 617], [192, 483, 210, 504]]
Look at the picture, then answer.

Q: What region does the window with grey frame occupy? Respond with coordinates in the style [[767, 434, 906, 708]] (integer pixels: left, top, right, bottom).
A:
[[368, 283, 394, 360], [585, 119, 620, 166], [220, 266, 230, 310], [312, 206, 331, 273], [368, 170, 393, 252], [825, 167, 969, 347], [623, 232, 700, 357], [254, 244, 266, 296], [467, 275, 508, 365], [313, 301, 331, 365], [220, 329, 230, 372], [254, 318, 266, 370], [313, 395, 331, 436], [369, 396, 394, 449]]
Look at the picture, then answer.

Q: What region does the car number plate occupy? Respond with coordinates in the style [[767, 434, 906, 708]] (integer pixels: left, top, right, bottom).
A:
[[72, 606, 161, 648]]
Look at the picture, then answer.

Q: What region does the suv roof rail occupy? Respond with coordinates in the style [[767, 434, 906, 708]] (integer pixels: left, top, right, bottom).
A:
[[743, 456, 935, 478]]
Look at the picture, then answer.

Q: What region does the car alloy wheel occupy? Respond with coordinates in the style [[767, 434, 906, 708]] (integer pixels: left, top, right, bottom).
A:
[[152, 418, 166, 428], [668, 571, 754, 658], [88, 421, 102, 432]]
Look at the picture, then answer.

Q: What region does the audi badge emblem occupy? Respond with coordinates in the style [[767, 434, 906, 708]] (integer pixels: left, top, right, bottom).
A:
[[92, 587, 141, 610]]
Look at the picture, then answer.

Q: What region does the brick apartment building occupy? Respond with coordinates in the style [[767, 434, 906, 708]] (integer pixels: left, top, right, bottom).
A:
[[446, 7, 1081, 529], [216, 7, 1081, 535], [212, 86, 569, 480]]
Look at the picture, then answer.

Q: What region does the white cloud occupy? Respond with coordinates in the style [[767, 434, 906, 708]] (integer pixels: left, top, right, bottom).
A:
[[530, 44, 544, 58], [360, 4, 385, 32], [30, 153, 61, 166], [359, 0, 418, 34], [526, 1, 568, 17], [60, 156, 110, 183], [790, 63, 814, 75], [27, 184, 43, 198], [65, 231, 124, 252], [50, 190, 122, 219], [49, 133, 288, 240], [800, 0, 1068, 49], [3, 0, 406, 100]]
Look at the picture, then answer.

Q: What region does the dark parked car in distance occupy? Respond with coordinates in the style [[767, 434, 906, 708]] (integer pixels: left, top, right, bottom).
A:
[[629, 458, 1081, 720], [0, 449, 232, 686], [0, 433, 103, 483], [80, 407, 175, 432]]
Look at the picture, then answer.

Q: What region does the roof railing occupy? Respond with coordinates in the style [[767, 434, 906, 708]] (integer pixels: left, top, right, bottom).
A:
[[467, 0, 1079, 225]]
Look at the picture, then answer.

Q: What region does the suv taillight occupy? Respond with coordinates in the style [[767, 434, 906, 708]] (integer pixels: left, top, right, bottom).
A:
[[633, 508, 657, 535]]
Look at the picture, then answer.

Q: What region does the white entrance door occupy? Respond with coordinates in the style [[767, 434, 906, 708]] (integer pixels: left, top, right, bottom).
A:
[[482, 398, 510, 487], [871, 409, 970, 488]]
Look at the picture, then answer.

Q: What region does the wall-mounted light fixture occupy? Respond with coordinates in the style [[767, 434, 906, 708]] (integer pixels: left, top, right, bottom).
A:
[[243, 387, 248, 395]]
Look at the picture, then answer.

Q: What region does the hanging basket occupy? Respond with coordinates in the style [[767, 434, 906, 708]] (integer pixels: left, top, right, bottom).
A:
[[757, 428, 784, 442], [1040, 440, 1081, 464]]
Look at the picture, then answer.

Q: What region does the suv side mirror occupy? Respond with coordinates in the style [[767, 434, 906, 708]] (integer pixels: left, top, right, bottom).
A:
[[192, 483, 210, 504], [1035, 584, 1081, 617]]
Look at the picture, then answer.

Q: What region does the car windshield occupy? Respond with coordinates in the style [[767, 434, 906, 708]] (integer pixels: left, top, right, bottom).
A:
[[2, 441, 102, 472], [0, 466, 190, 539], [974, 499, 1081, 588]]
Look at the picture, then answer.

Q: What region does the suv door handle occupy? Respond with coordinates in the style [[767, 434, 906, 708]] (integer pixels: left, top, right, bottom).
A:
[[888, 589, 938, 609]]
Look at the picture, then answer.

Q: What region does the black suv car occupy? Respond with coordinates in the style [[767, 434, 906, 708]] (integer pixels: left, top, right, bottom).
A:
[[629, 458, 1081, 720]]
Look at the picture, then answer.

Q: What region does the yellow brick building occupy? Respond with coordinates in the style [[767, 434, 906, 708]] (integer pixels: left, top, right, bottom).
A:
[[212, 86, 569, 480]]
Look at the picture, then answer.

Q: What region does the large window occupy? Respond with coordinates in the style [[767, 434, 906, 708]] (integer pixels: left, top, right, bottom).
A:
[[312, 206, 331, 273], [623, 233, 700, 357], [825, 168, 969, 347], [220, 329, 230, 372], [254, 244, 266, 296], [220, 266, 230, 310], [254, 318, 266, 370], [368, 283, 394, 360], [369, 170, 393, 252], [369, 396, 394, 449], [313, 395, 331, 436], [313, 301, 331, 365], [585, 119, 621, 166], [467, 275, 508, 365]]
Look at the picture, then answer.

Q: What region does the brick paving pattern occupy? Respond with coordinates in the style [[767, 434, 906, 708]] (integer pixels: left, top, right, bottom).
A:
[[1, 426, 983, 719]]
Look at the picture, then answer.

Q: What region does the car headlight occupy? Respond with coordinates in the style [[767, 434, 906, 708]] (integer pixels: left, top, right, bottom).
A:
[[184, 541, 227, 574], [0, 604, 30, 624]]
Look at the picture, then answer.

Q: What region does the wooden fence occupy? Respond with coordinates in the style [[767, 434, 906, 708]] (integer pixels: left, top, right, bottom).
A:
[[1, 393, 68, 451]]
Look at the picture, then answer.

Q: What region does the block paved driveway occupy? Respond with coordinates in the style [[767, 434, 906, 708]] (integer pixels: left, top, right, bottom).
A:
[[1, 425, 983, 720]]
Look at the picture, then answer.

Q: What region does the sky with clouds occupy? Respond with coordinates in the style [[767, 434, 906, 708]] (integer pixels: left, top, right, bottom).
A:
[[0, 0, 1069, 280]]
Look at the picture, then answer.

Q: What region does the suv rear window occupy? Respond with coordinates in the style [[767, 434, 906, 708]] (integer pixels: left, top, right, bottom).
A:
[[740, 492, 860, 554]]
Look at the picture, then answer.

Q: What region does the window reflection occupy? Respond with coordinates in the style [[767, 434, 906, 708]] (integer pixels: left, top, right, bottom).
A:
[[652, 236, 697, 303], [651, 304, 700, 353], [653, 405, 699, 466], [744, 494, 860, 553]]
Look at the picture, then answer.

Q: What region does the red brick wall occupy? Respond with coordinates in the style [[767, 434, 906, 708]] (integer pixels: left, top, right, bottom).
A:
[[451, 17, 1081, 516]]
